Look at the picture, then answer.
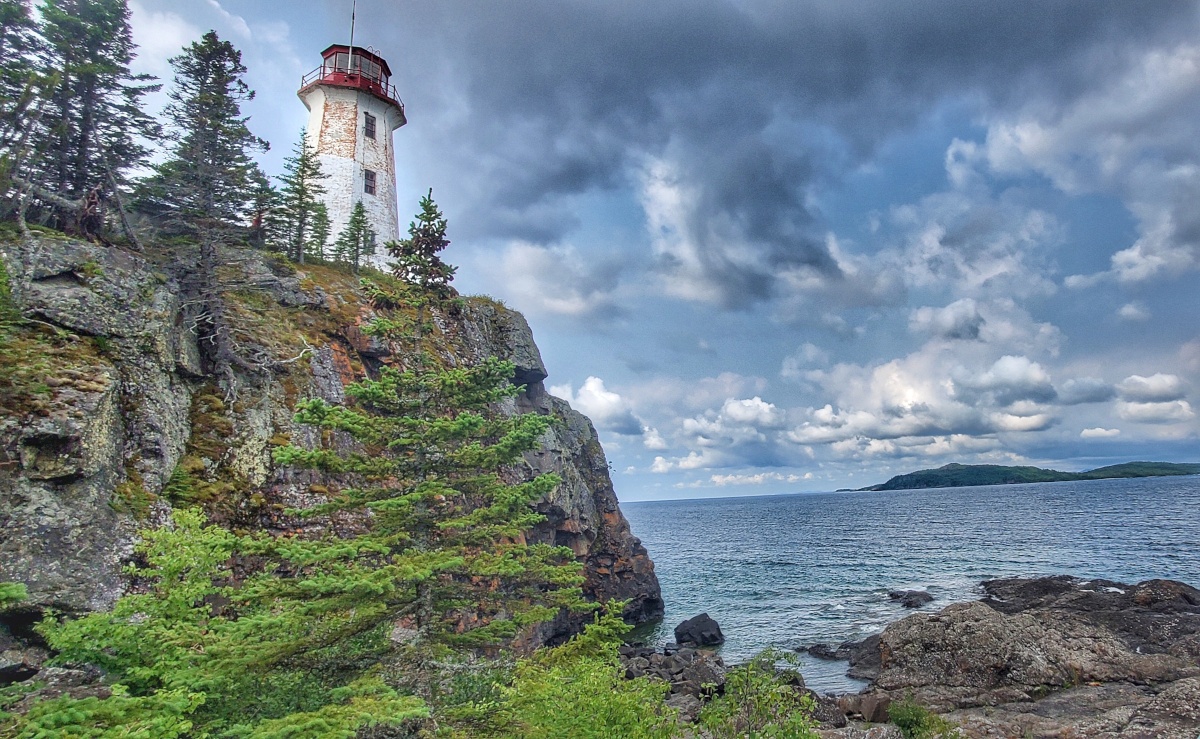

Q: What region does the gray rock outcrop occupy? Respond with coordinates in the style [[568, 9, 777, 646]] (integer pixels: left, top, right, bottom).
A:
[[853, 575, 1200, 738], [0, 237, 661, 655]]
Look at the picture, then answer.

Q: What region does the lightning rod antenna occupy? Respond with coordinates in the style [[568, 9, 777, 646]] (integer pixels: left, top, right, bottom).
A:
[[348, 0, 357, 67]]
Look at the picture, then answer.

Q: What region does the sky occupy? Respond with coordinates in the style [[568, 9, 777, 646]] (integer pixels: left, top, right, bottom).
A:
[[129, 0, 1200, 501]]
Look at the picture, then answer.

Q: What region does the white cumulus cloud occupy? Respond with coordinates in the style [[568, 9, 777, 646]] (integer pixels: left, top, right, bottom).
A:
[[552, 377, 643, 435], [1116, 373, 1188, 403], [1117, 400, 1195, 424]]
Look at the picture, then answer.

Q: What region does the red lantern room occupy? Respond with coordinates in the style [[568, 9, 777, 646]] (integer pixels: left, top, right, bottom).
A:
[[300, 44, 406, 123]]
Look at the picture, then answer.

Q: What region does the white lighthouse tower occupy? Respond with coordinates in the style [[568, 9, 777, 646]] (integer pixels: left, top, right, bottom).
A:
[[298, 43, 406, 244]]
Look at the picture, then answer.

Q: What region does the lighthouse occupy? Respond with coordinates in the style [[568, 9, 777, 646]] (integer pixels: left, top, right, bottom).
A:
[[298, 44, 406, 245]]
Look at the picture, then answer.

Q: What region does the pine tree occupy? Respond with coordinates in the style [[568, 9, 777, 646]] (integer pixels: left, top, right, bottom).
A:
[[247, 170, 281, 250], [0, 0, 40, 147], [135, 30, 268, 385], [276, 129, 327, 263], [13, 508, 428, 736], [332, 199, 374, 273], [0, 0, 40, 214], [306, 201, 331, 261], [389, 189, 456, 295], [29, 0, 159, 231], [269, 355, 586, 653], [135, 30, 266, 235]]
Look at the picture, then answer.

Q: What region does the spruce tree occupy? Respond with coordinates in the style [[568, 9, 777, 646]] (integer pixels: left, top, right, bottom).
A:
[[306, 201, 331, 261], [332, 199, 374, 273], [136, 30, 266, 234], [0, 0, 40, 215], [0, 0, 40, 148], [135, 30, 268, 384], [389, 189, 456, 295], [247, 171, 281, 250], [269, 355, 587, 654], [30, 0, 159, 230], [276, 130, 327, 263]]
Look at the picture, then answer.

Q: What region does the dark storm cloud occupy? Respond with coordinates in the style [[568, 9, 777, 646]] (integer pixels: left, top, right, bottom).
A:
[[350, 0, 1198, 306]]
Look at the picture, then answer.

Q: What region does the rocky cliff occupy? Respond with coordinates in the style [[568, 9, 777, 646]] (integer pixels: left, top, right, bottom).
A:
[[0, 234, 662, 646]]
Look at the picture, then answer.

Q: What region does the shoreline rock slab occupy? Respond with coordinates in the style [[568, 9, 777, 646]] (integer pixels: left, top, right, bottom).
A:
[[854, 575, 1200, 738]]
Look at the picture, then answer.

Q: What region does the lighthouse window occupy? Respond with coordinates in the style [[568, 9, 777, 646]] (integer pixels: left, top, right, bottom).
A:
[[364, 112, 376, 140], [363, 169, 377, 195]]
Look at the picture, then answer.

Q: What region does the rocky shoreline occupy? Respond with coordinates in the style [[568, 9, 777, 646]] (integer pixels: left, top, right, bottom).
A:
[[640, 575, 1200, 737]]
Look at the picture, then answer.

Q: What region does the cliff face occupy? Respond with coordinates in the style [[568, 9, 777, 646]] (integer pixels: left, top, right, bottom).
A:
[[0, 235, 661, 642]]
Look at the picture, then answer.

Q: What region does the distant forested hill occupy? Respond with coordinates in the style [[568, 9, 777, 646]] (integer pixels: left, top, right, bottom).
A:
[[858, 462, 1200, 491]]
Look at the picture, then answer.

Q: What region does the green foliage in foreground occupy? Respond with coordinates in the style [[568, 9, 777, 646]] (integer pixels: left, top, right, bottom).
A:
[[478, 611, 679, 739], [4, 508, 427, 738], [889, 695, 957, 739], [697, 649, 819, 739]]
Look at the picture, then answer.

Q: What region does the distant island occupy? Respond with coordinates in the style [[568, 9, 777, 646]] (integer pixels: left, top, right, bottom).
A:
[[847, 461, 1200, 492]]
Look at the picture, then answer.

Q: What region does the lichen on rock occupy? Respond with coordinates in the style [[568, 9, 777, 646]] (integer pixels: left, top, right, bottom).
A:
[[0, 235, 661, 648]]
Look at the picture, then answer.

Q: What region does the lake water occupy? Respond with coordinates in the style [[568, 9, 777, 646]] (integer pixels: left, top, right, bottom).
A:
[[621, 475, 1200, 693]]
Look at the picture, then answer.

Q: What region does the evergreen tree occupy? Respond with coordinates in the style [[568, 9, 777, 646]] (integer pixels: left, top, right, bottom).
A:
[[135, 30, 266, 234], [30, 0, 159, 229], [0, 0, 40, 216], [0, 0, 40, 150], [9, 508, 427, 736], [306, 201, 331, 261], [135, 30, 268, 384], [389, 189, 456, 295], [248, 170, 281, 250], [276, 130, 327, 263], [332, 199, 374, 273], [269, 353, 586, 653]]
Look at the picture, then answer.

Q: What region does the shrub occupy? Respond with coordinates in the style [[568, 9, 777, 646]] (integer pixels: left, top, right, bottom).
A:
[[472, 610, 680, 739], [697, 648, 819, 739], [889, 694, 957, 739]]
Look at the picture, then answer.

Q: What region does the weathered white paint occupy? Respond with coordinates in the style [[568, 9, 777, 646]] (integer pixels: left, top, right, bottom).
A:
[[298, 83, 404, 245]]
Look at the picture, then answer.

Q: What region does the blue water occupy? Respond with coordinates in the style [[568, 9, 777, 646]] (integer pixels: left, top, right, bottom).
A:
[[621, 475, 1200, 694]]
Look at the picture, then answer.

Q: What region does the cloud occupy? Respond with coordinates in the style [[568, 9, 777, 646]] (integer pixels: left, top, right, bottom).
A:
[[624, 372, 768, 416], [959, 355, 1057, 406], [718, 397, 785, 427], [1057, 377, 1116, 405], [551, 377, 643, 435], [640, 155, 834, 308], [709, 471, 806, 486], [642, 427, 669, 450], [495, 242, 622, 320], [986, 41, 1200, 286], [781, 343, 831, 380], [129, 1, 200, 80], [1117, 302, 1151, 321], [910, 298, 985, 340], [1116, 373, 1188, 402], [1080, 427, 1120, 438], [1117, 400, 1195, 424], [887, 188, 1062, 300], [205, 0, 251, 39], [1182, 339, 1200, 373], [650, 450, 719, 473], [354, 0, 1198, 314]]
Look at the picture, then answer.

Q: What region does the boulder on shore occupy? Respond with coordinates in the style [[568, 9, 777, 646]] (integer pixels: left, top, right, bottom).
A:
[[674, 613, 725, 647], [887, 590, 933, 608]]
